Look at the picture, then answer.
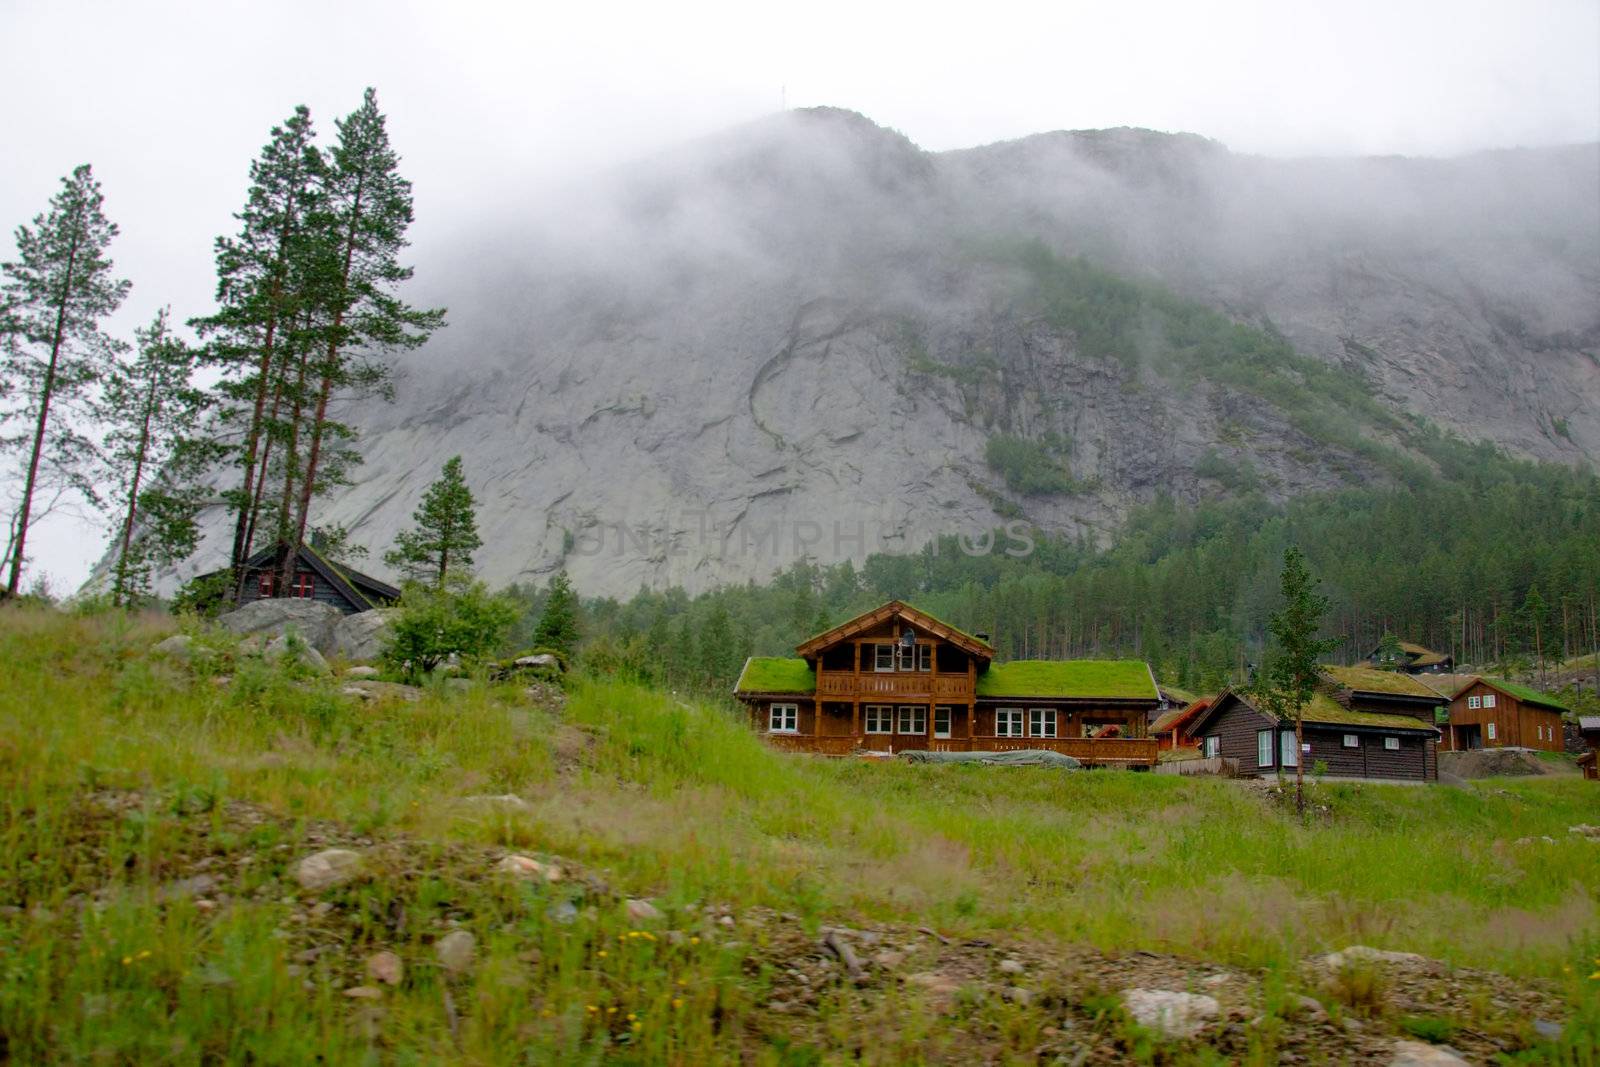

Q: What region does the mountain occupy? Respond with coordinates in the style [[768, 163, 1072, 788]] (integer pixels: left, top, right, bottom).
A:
[[167, 108, 1600, 598]]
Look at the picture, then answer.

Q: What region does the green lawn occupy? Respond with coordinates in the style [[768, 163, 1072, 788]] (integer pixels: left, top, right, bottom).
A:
[[1, 607, 1597, 1063]]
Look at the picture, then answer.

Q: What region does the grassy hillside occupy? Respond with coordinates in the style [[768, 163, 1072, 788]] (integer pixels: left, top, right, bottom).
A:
[[1, 607, 1598, 1063]]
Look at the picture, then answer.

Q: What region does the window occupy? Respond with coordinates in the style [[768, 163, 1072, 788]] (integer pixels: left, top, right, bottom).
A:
[[1467, 695, 1482, 709], [1482, 693, 1496, 708], [1384, 736, 1400, 751], [768, 703, 798, 733], [1257, 730, 1273, 767], [1028, 708, 1057, 738], [1203, 735, 1220, 759], [996, 708, 1024, 738], [917, 644, 931, 672], [874, 645, 895, 672], [1486, 722, 1497, 741], [1279, 731, 1299, 767], [257, 573, 274, 597], [897, 705, 926, 735], [933, 706, 953, 739], [865, 705, 893, 734], [294, 572, 314, 598], [1342, 734, 1360, 749]]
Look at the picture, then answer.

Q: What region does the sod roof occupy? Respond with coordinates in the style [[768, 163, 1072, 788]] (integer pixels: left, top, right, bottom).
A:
[[1213, 690, 1438, 734], [734, 657, 815, 694], [1321, 665, 1443, 700], [1478, 677, 1570, 713], [1151, 697, 1212, 734], [976, 660, 1159, 701]]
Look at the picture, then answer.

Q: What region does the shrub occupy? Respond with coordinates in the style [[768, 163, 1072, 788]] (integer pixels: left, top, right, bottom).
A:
[[985, 434, 1078, 495], [381, 577, 519, 682], [170, 570, 233, 618]]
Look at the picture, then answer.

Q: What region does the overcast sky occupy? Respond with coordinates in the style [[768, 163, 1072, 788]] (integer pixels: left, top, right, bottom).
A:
[[3, 0, 1597, 592]]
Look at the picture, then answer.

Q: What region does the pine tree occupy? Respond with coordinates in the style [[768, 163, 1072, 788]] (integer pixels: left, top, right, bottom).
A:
[[282, 88, 445, 593], [384, 455, 482, 586], [100, 308, 213, 605], [532, 570, 580, 657], [1, 164, 130, 596], [1250, 546, 1339, 817], [1375, 630, 1404, 669]]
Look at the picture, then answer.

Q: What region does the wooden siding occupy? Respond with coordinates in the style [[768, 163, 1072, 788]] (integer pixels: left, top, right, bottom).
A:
[[1197, 695, 1435, 781], [1440, 680, 1564, 752]]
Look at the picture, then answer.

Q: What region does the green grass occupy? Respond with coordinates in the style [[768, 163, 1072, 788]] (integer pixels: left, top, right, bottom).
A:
[[2, 607, 1598, 1062], [734, 656, 815, 694], [976, 659, 1158, 700]]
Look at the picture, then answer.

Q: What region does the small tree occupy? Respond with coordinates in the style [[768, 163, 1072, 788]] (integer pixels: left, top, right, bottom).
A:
[[384, 455, 481, 586], [531, 570, 580, 658], [1249, 546, 1339, 817], [1375, 631, 1404, 670], [381, 577, 517, 682]]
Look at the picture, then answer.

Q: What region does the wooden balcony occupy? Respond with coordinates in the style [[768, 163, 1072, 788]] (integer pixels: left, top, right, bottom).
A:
[[763, 733, 1158, 767], [816, 672, 973, 699]]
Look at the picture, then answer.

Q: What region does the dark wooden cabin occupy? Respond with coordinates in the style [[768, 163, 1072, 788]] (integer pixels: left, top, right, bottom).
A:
[[1576, 716, 1598, 780], [1435, 676, 1568, 753], [732, 601, 1162, 767], [198, 541, 400, 615], [1183, 666, 1445, 782]]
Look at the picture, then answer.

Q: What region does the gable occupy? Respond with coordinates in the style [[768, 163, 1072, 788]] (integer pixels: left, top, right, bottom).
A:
[[795, 601, 994, 660], [1469, 677, 1569, 713]]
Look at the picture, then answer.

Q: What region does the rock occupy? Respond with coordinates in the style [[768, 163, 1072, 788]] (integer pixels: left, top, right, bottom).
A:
[[998, 958, 1025, 976], [1532, 1019, 1563, 1040], [366, 951, 403, 986], [718, 914, 735, 927], [151, 634, 193, 659], [1318, 945, 1427, 971], [1002, 985, 1034, 1006], [1388, 1039, 1469, 1065], [464, 794, 534, 813], [872, 949, 906, 969], [327, 609, 399, 662], [293, 849, 364, 892], [341, 680, 422, 703], [264, 634, 331, 676], [159, 873, 219, 901], [434, 930, 476, 974], [1289, 995, 1327, 1020], [217, 599, 342, 653], [515, 653, 561, 670], [496, 855, 562, 882], [1120, 988, 1220, 1041], [1199, 973, 1233, 989], [343, 665, 381, 680], [341, 686, 372, 700], [343, 985, 383, 1000], [624, 898, 662, 923], [905, 971, 962, 1011], [1568, 824, 1600, 840]]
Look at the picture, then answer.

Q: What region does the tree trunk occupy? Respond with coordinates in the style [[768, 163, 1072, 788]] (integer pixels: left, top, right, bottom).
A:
[[236, 371, 286, 602], [275, 346, 310, 594], [7, 229, 80, 597], [112, 378, 159, 606]]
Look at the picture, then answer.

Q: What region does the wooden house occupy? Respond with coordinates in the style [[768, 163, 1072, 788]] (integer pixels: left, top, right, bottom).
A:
[[1182, 665, 1445, 782], [197, 541, 400, 615], [1579, 716, 1599, 780], [1150, 697, 1212, 751], [1433, 676, 1568, 753], [1366, 640, 1454, 675], [732, 601, 1162, 766]]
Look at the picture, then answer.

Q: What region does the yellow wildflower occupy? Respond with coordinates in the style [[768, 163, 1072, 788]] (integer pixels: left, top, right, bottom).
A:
[[120, 956, 132, 966], [673, 998, 684, 1009], [597, 950, 608, 958], [689, 936, 699, 945], [607, 1006, 618, 1014], [631, 1021, 642, 1033]]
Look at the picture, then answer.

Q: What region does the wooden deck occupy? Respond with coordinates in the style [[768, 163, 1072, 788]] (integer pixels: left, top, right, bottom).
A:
[[763, 733, 1158, 766]]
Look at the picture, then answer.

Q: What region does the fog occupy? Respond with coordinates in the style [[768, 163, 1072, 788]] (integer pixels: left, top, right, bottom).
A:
[[2, 0, 1597, 591]]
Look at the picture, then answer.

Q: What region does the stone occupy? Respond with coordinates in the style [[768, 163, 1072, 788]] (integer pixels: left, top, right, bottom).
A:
[[343, 665, 381, 680], [1289, 994, 1327, 1020], [159, 873, 219, 901], [718, 914, 735, 927], [341, 686, 372, 700], [217, 599, 342, 653], [496, 855, 562, 882], [515, 653, 561, 670], [1388, 1039, 1470, 1066], [327, 609, 399, 663], [293, 849, 364, 892], [1120, 988, 1220, 1041], [1319, 945, 1427, 971], [464, 794, 534, 813], [1568, 824, 1600, 840], [905, 971, 963, 1011], [1002, 985, 1034, 1006], [434, 930, 476, 974], [152, 634, 193, 659], [366, 951, 403, 986], [343, 985, 383, 1000], [341, 680, 422, 703], [264, 634, 331, 676], [872, 949, 906, 969], [624, 898, 662, 923], [998, 958, 1025, 976], [1532, 1019, 1563, 1040]]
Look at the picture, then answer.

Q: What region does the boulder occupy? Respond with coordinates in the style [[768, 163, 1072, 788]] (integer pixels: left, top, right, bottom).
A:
[[1389, 1039, 1469, 1066], [217, 599, 342, 652], [515, 653, 562, 671], [151, 634, 193, 660], [264, 634, 331, 676], [366, 951, 403, 986], [497, 855, 562, 882], [434, 930, 476, 974], [294, 849, 364, 892], [340, 680, 422, 703], [624, 898, 662, 923], [1120, 988, 1219, 1041], [1318, 946, 1427, 971], [343, 665, 381, 680], [328, 609, 399, 663]]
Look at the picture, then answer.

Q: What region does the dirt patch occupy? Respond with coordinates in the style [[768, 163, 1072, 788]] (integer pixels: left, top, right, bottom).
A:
[[1440, 748, 1572, 779]]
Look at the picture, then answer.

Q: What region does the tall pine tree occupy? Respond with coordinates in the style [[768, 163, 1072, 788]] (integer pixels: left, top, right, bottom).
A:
[[532, 570, 580, 658], [384, 455, 482, 586], [1, 164, 130, 596]]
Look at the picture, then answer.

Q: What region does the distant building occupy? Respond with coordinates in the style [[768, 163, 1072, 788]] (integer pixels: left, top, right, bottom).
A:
[[1366, 640, 1453, 675], [1183, 666, 1445, 782], [1430, 676, 1568, 753], [195, 540, 400, 616], [1576, 716, 1599, 780], [1150, 697, 1212, 751]]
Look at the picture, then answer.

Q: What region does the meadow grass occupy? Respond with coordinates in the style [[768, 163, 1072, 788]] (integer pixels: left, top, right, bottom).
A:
[[1, 606, 1598, 1063]]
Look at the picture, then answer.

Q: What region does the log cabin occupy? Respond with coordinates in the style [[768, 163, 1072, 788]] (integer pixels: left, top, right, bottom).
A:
[[1366, 640, 1454, 675], [733, 601, 1162, 767], [194, 540, 400, 615], [1182, 665, 1445, 782], [1579, 717, 1599, 780], [1433, 676, 1569, 753]]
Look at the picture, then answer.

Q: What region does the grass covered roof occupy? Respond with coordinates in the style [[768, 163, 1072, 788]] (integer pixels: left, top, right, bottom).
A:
[[1321, 665, 1442, 700], [1479, 677, 1570, 713], [734, 657, 815, 694], [977, 660, 1158, 701]]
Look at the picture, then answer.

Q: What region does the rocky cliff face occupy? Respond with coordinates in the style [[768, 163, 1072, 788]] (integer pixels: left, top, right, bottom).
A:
[[166, 109, 1600, 597]]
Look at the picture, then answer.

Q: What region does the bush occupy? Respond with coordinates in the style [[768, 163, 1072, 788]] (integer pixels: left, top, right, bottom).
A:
[[170, 570, 233, 618], [984, 434, 1078, 495], [381, 577, 519, 683]]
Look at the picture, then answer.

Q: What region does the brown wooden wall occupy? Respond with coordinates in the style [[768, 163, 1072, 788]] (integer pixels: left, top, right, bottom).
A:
[[1442, 681, 1564, 752], [1195, 697, 1435, 781]]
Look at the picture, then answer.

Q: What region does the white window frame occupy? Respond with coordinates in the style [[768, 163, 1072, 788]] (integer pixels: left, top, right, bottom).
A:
[[1486, 722, 1497, 741], [874, 644, 895, 672], [864, 704, 893, 734], [1203, 735, 1220, 759], [1028, 708, 1057, 738], [769, 703, 798, 734], [1342, 734, 1360, 749], [995, 708, 1025, 738], [1257, 730, 1273, 767], [1384, 736, 1400, 750], [1279, 731, 1299, 768], [897, 705, 927, 736], [1482, 693, 1497, 708], [1467, 695, 1482, 709], [917, 644, 932, 672], [933, 705, 953, 739]]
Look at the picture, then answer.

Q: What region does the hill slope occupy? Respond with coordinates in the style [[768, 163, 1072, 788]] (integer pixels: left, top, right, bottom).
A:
[[168, 109, 1600, 596]]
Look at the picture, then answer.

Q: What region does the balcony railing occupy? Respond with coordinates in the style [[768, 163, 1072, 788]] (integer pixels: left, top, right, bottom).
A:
[[815, 672, 973, 698]]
